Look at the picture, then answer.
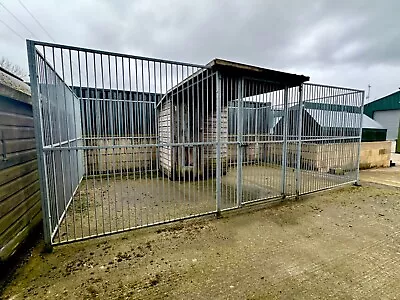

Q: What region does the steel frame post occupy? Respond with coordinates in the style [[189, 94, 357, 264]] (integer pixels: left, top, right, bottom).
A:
[[295, 85, 303, 197], [355, 91, 365, 186], [281, 86, 289, 197], [27, 40, 53, 248], [216, 71, 222, 216], [236, 78, 244, 207]]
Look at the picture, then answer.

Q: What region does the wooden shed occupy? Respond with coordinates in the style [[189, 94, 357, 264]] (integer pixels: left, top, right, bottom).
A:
[[157, 59, 309, 180], [0, 67, 41, 261]]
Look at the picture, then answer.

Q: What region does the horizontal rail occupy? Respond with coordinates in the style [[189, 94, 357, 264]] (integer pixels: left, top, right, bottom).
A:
[[44, 137, 82, 148], [304, 82, 364, 93], [52, 210, 217, 245], [42, 141, 219, 151], [80, 97, 157, 104], [29, 39, 207, 69], [302, 90, 363, 104], [42, 135, 361, 151]]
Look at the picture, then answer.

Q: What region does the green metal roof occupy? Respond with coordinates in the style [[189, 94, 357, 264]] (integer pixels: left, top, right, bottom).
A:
[[364, 90, 400, 117]]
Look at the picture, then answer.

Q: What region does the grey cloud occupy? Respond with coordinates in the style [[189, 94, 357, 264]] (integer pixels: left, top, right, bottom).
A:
[[0, 0, 399, 97]]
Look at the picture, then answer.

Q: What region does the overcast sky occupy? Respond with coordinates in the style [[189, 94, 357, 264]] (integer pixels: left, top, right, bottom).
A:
[[0, 0, 399, 102]]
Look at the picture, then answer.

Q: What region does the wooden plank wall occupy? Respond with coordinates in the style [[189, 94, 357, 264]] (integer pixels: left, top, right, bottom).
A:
[[0, 70, 41, 261], [158, 98, 172, 176], [203, 106, 228, 163], [86, 137, 157, 174]]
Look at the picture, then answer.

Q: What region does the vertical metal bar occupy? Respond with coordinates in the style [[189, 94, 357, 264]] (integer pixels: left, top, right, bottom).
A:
[[115, 56, 124, 230], [355, 91, 365, 185], [46, 47, 62, 243], [281, 86, 289, 197], [153, 61, 160, 222], [53, 47, 69, 241], [215, 71, 222, 216], [128, 57, 135, 227], [77, 50, 87, 238], [236, 78, 243, 207], [135, 59, 142, 226], [126, 57, 132, 229], [100, 53, 112, 233], [295, 85, 304, 197], [141, 59, 148, 225], [108, 55, 118, 231], [27, 41, 52, 248], [69, 49, 79, 239], [71, 51, 83, 237], [158, 61, 167, 221], [93, 52, 106, 234]]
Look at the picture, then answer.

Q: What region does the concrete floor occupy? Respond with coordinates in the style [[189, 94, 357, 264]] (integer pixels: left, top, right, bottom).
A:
[[55, 165, 351, 243], [360, 144, 400, 188], [2, 182, 400, 299]]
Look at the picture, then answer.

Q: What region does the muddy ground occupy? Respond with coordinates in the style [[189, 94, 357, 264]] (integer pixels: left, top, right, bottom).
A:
[[2, 180, 400, 299]]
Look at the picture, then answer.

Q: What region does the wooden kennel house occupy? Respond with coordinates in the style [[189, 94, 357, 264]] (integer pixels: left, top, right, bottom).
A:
[[156, 59, 309, 180]]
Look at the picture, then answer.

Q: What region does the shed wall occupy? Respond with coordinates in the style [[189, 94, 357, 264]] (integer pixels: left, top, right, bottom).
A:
[[373, 110, 400, 140], [158, 98, 173, 177], [202, 106, 228, 170], [0, 75, 41, 261]]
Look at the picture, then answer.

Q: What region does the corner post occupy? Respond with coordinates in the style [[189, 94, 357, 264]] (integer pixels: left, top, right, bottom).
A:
[[27, 40, 53, 249], [236, 78, 244, 207], [216, 71, 222, 216], [295, 85, 304, 197], [281, 86, 289, 197], [355, 90, 365, 186]]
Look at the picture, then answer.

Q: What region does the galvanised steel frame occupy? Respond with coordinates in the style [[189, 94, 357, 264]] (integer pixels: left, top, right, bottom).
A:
[[27, 40, 364, 246]]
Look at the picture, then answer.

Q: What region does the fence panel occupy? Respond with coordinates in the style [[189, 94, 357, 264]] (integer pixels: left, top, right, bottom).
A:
[[27, 40, 364, 245]]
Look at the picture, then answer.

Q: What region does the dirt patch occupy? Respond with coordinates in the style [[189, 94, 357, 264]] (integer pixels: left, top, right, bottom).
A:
[[2, 183, 400, 299]]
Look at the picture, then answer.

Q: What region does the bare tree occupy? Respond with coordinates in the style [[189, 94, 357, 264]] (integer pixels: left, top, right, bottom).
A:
[[0, 57, 29, 81]]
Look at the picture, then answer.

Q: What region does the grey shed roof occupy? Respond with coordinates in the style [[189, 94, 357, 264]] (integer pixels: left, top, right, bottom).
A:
[[306, 109, 361, 129], [361, 114, 386, 129], [272, 106, 383, 130], [306, 109, 386, 130], [0, 66, 31, 104]]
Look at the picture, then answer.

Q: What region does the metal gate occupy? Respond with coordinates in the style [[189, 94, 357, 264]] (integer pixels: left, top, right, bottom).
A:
[[27, 40, 364, 246]]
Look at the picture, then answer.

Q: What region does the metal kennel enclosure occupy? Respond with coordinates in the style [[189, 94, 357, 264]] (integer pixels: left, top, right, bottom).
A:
[[27, 40, 365, 246]]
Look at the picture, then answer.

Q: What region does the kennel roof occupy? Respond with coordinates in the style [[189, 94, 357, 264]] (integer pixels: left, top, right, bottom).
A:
[[157, 59, 309, 106]]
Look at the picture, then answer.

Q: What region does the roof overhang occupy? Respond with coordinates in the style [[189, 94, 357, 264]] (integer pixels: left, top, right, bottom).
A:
[[157, 58, 310, 107], [207, 59, 310, 87]]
